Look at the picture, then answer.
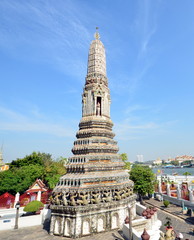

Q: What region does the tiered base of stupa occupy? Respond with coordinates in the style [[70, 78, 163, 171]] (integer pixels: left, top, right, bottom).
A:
[[49, 115, 136, 238], [50, 194, 136, 238]]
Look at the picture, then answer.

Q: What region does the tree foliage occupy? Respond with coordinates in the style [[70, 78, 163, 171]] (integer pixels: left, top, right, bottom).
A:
[[120, 153, 128, 162], [171, 160, 179, 166], [9, 152, 45, 169], [129, 164, 156, 198], [0, 152, 66, 195], [183, 171, 191, 176], [120, 153, 131, 170]]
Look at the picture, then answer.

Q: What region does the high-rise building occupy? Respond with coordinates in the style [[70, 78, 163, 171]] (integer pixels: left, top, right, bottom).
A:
[[0, 151, 3, 166], [50, 30, 136, 238], [137, 154, 143, 162]]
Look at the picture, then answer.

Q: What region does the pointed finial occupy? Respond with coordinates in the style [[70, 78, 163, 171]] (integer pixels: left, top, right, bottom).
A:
[[94, 27, 100, 39]]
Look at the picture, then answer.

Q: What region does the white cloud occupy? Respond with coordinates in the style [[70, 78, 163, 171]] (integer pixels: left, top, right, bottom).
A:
[[0, 0, 91, 79], [0, 106, 74, 137], [114, 115, 177, 141], [124, 104, 149, 114]]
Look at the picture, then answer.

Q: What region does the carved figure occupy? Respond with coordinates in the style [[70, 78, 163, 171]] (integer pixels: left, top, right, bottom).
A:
[[114, 189, 122, 200], [77, 192, 89, 205], [91, 191, 101, 204], [159, 232, 165, 240], [53, 192, 62, 205], [50, 192, 55, 204], [125, 187, 130, 197], [121, 189, 127, 199], [96, 102, 100, 116], [62, 192, 69, 206], [70, 193, 77, 206], [103, 190, 112, 202], [165, 229, 175, 240]]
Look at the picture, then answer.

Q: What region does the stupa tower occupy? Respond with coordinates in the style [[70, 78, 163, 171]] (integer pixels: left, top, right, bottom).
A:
[[50, 29, 136, 238]]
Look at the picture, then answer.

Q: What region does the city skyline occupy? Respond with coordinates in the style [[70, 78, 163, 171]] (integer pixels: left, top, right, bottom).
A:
[[0, 0, 194, 162]]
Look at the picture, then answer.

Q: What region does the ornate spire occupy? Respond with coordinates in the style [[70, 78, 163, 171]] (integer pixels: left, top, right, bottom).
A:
[[87, 28, 106, 77], [94, 27, 100, 39]]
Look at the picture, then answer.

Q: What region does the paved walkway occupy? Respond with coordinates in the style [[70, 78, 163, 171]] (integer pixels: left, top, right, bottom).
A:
[[145, 199, 194, 239], [145, 198, 194, 224], [0, 223, 124, 240]]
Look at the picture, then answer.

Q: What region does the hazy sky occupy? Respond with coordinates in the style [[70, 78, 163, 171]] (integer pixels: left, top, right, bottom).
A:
[[0, 0, 194, 162]]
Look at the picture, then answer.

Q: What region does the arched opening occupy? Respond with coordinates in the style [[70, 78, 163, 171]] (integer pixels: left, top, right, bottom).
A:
[[111, 213, 119, 229], [82, 219, 90, 235], [64, 218, 71, 236], [97, 216, 105, 232], [96, 97, 101, 116], [54, 220, 59, 234]]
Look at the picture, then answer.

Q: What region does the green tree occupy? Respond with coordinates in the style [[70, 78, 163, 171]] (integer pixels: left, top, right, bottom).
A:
[[129, 164, 156, 203], [0, 152, 66, 194], [183, 171, 191, 181], [120, 153, 131, 170], [171, 160, 179, 166], [44, 159, 66, 189], [120, 153, 128, 162], [9, 152, 45, 169], [0, 164, 44, 195]]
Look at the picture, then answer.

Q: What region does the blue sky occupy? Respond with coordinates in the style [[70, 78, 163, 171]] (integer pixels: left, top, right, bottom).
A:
[[0, 0, 194, 163]]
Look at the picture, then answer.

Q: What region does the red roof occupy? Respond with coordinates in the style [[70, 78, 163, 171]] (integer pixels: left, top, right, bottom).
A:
[[0, 192, 15, 200], [26, 179, 48, 193]]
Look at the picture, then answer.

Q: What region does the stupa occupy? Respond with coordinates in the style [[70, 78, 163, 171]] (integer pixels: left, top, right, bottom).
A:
[[50, 29, 136, 238]]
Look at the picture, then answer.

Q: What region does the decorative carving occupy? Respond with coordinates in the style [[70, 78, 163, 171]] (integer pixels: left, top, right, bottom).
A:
[[77, 192, 89, 205], [62, 192, 69, 206], [165, 228, 175, 240], [91, 191, 101, 204], [103, 190, 112, 202], [52, 192, 63, 205], [114, 189, 122, 201], [70, 193, 77, 206]]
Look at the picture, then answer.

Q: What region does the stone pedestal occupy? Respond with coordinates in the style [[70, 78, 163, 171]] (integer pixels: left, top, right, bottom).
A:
[[50, 197, 136, 238]]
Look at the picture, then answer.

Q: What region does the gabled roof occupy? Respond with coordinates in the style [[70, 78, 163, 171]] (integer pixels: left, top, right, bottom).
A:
[[26, 179, 48, 193]]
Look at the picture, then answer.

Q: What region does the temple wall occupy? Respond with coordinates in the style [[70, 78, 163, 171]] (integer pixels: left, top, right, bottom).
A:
[[50, 200, 135, 238]]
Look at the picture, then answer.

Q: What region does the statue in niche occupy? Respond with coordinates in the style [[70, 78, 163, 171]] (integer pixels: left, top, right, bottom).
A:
[[96, 102, 101, 116]]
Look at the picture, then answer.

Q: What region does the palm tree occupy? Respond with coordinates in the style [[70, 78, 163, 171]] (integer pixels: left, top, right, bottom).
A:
[[183, 171, 191, 181]]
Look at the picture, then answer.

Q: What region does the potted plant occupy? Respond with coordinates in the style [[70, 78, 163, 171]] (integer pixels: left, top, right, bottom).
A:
[[164, 217, 173, 230], [163, 200, 170, 208]]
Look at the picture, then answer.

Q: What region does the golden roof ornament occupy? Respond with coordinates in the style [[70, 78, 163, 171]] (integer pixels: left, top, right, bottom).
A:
[[94, 27, 100, 39]]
